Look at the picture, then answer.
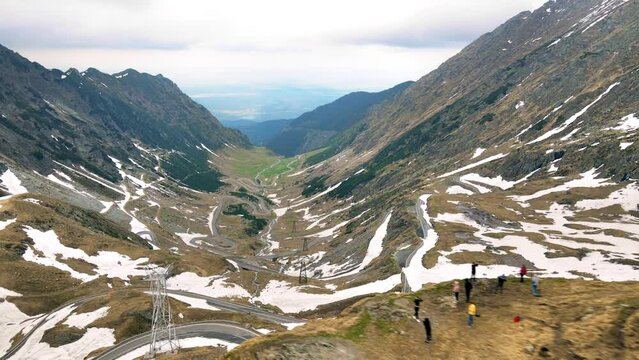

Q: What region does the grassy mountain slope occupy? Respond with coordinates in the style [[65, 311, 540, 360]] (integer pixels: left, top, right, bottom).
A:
[[314, 0, 638, 197], [267, 81, 413, 156], [227, 278, 639, 359]]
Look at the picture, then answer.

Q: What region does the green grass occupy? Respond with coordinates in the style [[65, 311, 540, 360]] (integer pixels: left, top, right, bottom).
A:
[[342, 312, 371, 341], [259, 157, 299, 179], [225, 147, 281, 178], [224, 147, 299, 180]]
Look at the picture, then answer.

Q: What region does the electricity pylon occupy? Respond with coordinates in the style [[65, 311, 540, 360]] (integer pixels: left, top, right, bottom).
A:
[[299, 256, 308, 284], [145, 265, 179, 359]]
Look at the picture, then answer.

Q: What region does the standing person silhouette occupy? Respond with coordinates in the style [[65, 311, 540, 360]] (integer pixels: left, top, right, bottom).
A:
[[467, 303, 478, 327], [495, 274, 507, 294], [464, 278, 473, 302], [531, 275, 541, 297], [414, 297, 423, 319], [423, 317, 432, 343], [519, 265, 528, 282], [471, 263, 478, 282], [452, 280, 460, 302]]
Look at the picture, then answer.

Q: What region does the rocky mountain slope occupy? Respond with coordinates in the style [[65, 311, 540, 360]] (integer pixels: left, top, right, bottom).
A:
[[309, 0, 637, 180], [266, 81, 413, 156], [0, 44, 248, 190], [0, 0, 637, 359], [244, 0, 638, 315]]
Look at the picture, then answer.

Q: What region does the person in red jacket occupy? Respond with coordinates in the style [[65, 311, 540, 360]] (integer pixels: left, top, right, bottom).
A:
[[519, 265, 528, 283]]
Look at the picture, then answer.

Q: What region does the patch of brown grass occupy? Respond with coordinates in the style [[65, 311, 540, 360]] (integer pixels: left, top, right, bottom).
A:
[[228, 279, 639, 360]]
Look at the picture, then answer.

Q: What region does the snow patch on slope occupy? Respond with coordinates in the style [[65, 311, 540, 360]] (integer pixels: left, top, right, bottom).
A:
[[528, 82, 620, 144], [511, 168, 612, 203], [21, 226, 150, 282], [0, 169, 28, 198]]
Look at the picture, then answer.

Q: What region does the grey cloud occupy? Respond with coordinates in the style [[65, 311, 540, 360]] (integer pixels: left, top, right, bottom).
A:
[[342, 21, 499, 48], [338, 2, 536, 48], [0, 25, 189, 50]]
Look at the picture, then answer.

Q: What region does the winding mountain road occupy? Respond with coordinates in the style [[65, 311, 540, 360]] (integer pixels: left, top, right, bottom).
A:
[[400, 197, 431, 293], [94, 321, 259, 360], [2, 288, 303, 360], [166, 290, 302, 325]]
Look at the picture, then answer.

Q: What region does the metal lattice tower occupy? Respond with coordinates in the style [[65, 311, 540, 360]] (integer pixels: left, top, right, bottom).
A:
[[299, 256, 308, 284], [145, 265, 179, 359]]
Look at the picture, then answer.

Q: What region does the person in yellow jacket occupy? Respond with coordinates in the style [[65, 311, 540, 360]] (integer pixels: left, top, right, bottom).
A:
[[467, 303, 478, 327]]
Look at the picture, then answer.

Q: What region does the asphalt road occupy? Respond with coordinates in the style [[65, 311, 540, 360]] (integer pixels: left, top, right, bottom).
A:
[[400, 198, 431, 293], [166, 289, 303, 325], [94, 321, 259, 360], [2, 289, 303, 360]]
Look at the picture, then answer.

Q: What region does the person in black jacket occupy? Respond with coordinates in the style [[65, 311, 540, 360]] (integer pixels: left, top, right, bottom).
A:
[[471, 263, 479, 282], [413, 297, 423, 319], [464, 278, 473, 302], [495, 274, 507, 293], [423, 317, 432, 343]]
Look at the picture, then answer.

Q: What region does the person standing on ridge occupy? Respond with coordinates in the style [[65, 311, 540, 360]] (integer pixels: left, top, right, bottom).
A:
[[423, 317, 432, 343], [464, 278, 473, 302], [495, 274, 507, 294], [452, 280, 460, 302], [414, 297, 423, 319], [519, 265, 528, 283], [467, 303, 477, 327], [532, 275, 541, 297], [471, 262, 479, 282]]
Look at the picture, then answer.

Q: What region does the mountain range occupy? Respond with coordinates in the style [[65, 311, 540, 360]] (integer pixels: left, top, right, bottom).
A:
[[225, 81, 413, 156], [0, 0, 637, 359], [0, 44, 247, 191]]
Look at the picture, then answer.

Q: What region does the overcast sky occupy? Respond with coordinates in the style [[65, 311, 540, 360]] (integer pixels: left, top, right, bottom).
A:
[[1, 0, 547, 93]]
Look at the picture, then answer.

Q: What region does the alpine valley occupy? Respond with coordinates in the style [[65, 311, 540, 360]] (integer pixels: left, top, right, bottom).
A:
[[0, 0, 637, 359]]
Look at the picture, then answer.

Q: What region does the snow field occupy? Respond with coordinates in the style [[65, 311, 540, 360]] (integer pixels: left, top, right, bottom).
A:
[[406, 187, 639, 293], [63, 307, 110, 329], [255, 275, 401, 313], [9, 304, 115, 360], [446, 186, 474, 195], [471, 148, 485, 160], [0, 288, 43, 355], [21, 226, 150, 282], [459, 169, 537, 193], [167, 272, 251, 298], [611, 113, 639, 132], [574, 182, 639, 212], [0, 169, 28, 199], [528, 82, 620, 144], [0, 218, 17, 231], [438, 153, 509, 179], [510, 168, 612, 203]]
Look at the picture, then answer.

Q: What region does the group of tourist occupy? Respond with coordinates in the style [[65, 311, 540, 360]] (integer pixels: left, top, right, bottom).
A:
[[413, 264, 541, 343]]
